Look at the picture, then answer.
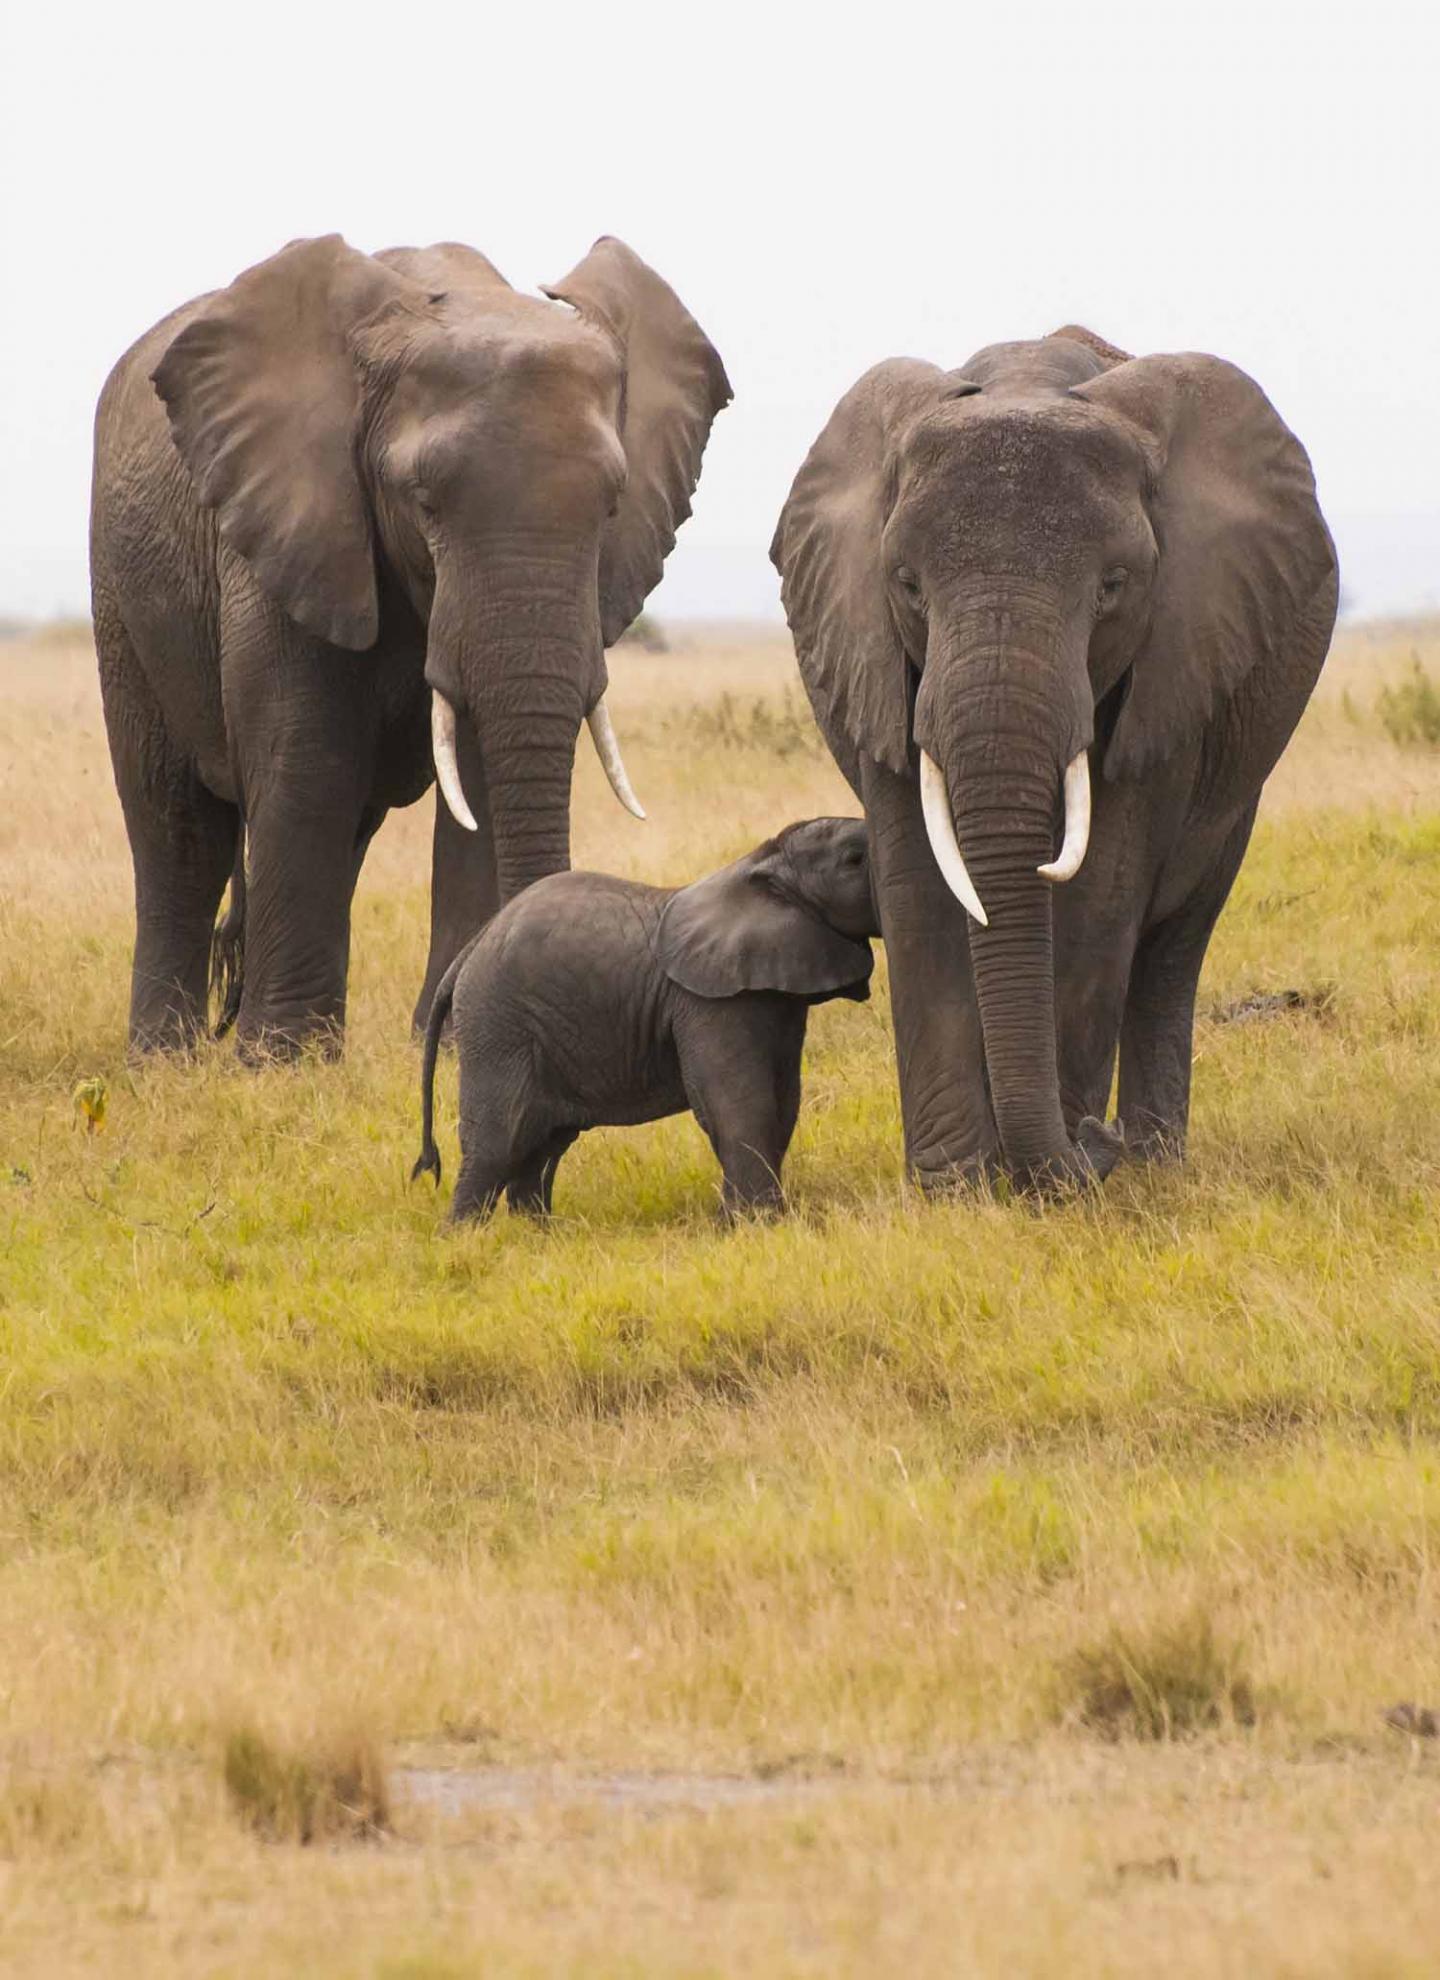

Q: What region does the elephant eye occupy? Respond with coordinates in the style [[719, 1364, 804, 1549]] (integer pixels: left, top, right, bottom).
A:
[[894, 565, 921, 597], [1097, 567, 1128, 613]]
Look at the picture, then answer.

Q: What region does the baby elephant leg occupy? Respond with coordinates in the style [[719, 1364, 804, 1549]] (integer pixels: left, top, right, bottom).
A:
[[679, 1003, 806, 1221], [505, 1130, 578, 1219], [449, 1152, 509, 1225]]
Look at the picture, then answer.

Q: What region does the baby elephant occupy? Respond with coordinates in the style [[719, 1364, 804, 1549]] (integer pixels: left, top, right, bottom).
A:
[[412, 817, 879, 1222]]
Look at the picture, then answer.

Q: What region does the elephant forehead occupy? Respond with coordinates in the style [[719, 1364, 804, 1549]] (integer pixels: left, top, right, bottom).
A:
[[902, 400, 1148, 520], [395, 305, 622, 405]]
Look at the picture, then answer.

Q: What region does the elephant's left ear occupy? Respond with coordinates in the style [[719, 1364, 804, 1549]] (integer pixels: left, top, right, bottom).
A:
[[1075, 355, 1337, 782], [657, 846, 874, 1002], [543, 238, 732, 647]]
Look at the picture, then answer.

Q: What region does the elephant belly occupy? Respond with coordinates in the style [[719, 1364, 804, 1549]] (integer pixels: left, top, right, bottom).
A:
[[540, 1025, 689, 1131]]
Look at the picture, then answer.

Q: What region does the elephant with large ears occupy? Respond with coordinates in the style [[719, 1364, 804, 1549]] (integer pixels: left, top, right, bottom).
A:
[[90, 233, 730, 1056], [771, 328, 1337, 1191]]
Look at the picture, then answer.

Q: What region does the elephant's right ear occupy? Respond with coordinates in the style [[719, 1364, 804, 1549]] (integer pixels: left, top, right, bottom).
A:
[[152, 235, 422, 651], [770, 360, 947, 780]]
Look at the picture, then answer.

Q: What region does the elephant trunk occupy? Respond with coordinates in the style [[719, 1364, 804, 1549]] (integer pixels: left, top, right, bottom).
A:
[[917, 591, 1106, 1188], [475, 676, 582, 902], [426, 565, 603, 903]]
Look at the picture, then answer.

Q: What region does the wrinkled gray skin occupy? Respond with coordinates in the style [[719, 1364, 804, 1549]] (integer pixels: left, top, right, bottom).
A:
[[412, 818, 878, 1221], [772, 328, 1337, 1192], [90, 234, 729, 1056]]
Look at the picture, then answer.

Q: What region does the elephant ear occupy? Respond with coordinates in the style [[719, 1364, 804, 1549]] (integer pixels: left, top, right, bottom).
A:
[[542, 237, 732, 647], [770, 359, 948, 779], [657, 843, 873, 1002], [1075, 354, 1337, 782], [152, 234, 423, 651]]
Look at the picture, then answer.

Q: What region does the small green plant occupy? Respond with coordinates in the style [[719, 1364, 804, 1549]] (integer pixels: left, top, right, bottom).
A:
[[1054, 1607, 1257, 1740], [1376, 660, 1440, 747], [222, 1725, 390, 1843]]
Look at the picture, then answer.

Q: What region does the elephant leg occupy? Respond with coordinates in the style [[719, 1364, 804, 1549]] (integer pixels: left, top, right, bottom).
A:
[[97, 606, 239, 1052], [413, 722, 500, 1031], [223, 601, 381, 1058], [679, 1005, 805, 1219], [1117, 803, 1258, 1161], [505, 1129, 578, 1219], [237, 792, 374, 1058], [859, 753, 998, 1186], [1052, 899, 1144, 1134], [449, 1153, 508, 1224]]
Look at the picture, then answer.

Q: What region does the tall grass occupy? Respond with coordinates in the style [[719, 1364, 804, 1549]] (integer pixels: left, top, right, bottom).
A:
[[3, 618, 1440, 1974]]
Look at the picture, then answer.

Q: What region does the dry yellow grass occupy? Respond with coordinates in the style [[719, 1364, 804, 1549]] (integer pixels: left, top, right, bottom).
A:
[[3, 615, 1440, 1975]]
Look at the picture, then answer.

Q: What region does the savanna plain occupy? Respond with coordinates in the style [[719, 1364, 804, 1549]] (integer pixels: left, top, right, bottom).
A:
[[3, 617, 1440, 1977]]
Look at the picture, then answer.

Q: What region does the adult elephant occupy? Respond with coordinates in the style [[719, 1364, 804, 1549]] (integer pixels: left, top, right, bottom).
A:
[[771, 327, 1336, 1190], [91, 233, 730, 1054]]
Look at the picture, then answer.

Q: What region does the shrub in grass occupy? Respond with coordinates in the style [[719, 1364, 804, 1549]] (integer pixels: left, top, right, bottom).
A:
[[1376, 661, 1440, 747], [0, 1768, 95, 1854], [222, 1725, 389, 1843], [1055, 1607, 1257, 1740]]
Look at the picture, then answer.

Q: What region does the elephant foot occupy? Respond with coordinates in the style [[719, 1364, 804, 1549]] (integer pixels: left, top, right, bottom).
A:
[[1118, 1111, 1185, 1166], [1008, 1118, 1127, 1200], [911, 1148, 1004, 1196], [716, 1192, 786, 1227], [235, 1018, 344, 1067]]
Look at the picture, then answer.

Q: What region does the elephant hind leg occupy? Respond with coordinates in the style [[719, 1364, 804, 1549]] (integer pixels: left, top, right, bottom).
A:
[[449, 1154, 507, 1224], [97, 605, 239, 1053], [1118, 803, 1258, 1162], [505, 1129, 578, 1219]]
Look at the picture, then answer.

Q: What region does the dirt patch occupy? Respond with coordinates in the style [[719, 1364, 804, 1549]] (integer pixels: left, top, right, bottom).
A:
[[395, 1765, 837, 1817]]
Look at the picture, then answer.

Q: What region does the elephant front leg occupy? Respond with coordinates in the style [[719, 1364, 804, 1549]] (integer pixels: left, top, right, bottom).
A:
[[414, 721, 500, 1032], [1117, 804, 1258, 1162], [236, 790, 373, 1058], [678, 1003, 805, 1220], [860, 753, 997, 1187]]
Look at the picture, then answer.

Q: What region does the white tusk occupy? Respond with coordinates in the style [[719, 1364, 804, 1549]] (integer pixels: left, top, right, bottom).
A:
[[431, 691, 478, 832], [1038, 751, 1091, 882], [919, 751, 988, 927], [587, 696, 646, 820]]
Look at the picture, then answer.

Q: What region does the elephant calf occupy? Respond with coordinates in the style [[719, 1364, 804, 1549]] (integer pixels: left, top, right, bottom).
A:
[[412, 818, 878, 1222]]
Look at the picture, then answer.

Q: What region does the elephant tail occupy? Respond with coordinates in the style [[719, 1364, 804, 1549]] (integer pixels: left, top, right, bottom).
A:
[[411, 937, 479, 1189], [210, 839, 247, 1039]]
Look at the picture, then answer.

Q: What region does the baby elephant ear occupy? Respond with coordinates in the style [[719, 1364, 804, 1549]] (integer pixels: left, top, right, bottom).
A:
[[657, 848, 873, 1001]]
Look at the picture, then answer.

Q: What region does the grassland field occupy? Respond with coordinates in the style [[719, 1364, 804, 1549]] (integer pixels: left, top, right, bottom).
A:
[[2, 615, 1440, 1975]]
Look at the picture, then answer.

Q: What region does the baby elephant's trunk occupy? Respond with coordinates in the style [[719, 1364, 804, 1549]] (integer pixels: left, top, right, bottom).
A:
[[410, 939, 478, 1188], [210, 839, 247, 1038]]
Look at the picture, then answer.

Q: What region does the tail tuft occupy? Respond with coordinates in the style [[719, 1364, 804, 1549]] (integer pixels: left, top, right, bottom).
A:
[[410, 1148, 442, 1188]]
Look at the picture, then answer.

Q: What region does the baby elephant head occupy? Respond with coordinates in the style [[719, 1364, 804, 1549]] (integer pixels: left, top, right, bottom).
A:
[[657, 818, 878, 1002]]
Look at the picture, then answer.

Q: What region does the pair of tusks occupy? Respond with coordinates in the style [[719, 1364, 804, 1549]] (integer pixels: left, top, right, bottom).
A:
[[430, 691, 647, 832], [918, 750, 1091, 928]]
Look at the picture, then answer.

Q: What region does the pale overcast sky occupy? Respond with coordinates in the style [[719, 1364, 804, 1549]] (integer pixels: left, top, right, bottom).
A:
[[2, 0, 1436, 623]]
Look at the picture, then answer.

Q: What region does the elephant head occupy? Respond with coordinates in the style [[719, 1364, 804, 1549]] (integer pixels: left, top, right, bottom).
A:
[[772, 329, 1336, 1184], [657, 818, 878, 1001], [151, 232, 730, 900]]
